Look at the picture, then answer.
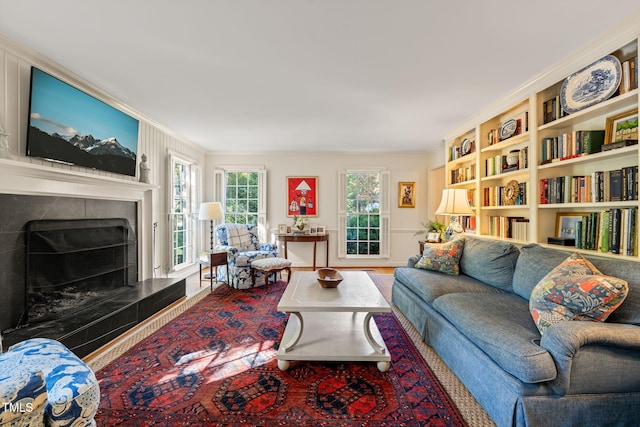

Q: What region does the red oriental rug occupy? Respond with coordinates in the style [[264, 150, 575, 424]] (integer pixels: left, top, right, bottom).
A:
[[95, 278, 466, 426]]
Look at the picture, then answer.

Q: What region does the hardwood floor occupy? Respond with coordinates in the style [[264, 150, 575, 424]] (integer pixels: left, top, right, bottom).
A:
[[188, 266, 395, 296]]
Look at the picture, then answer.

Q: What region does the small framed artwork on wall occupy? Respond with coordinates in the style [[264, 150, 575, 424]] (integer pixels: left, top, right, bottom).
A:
[[398, 182, 416, 208], [287, 176, 318, 217]]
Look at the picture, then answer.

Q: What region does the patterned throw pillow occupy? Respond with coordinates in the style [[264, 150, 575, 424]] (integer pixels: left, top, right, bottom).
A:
[[414, 238, 465, 275], [529, 253, 629, 334]]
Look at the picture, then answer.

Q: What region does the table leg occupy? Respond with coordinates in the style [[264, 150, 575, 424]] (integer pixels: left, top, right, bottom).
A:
[[363, 312, 386, 355], [325, 238, 329, 267], [281, 312, 303, 353], [284, 241, 288, 259], [313, 241, 317, 271]]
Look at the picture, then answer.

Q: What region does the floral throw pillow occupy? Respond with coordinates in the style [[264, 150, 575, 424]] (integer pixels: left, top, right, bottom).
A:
[[414, 238, 465, 275], [529, 253, 628, 334]]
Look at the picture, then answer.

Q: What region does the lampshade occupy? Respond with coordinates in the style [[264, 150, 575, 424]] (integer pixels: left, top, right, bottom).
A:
[[198, 202, 223, 220], [435, 189, 474, 215]]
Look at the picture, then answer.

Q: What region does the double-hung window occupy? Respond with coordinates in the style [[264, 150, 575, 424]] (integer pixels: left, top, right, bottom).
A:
[[168, 152, 200, 271], [213, 167, 267, 240], [338, 169, 390, 258]]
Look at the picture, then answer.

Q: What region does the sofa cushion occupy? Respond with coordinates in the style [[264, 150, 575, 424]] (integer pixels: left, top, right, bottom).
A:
[[415, 238, 465, 275], [530, 253, 629, 334], [583, 256, 640, 325], [513, 244, 573, 300], [433, 293, 557, 384], [514, 244, 640, 325], [459, 236, 520, 291], [394, 267, 505, 305]]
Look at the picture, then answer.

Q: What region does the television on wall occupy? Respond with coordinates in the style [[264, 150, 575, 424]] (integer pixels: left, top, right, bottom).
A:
[[26, 67, 139, 177]]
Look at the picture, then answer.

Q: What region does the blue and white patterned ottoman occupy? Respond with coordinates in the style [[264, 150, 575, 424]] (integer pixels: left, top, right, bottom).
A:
[[2, 338, 100, 427], [0, 349, 48, 426]]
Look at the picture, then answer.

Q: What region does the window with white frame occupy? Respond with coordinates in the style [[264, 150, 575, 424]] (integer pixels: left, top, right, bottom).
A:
[[338, 170, 390, 258], [168, 153, 199, 271], [224, 171, 259, 225], [213, 167, 267, 240]]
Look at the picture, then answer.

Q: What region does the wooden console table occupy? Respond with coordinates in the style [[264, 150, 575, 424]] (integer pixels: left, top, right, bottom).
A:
[[276, 234, 329, 271]]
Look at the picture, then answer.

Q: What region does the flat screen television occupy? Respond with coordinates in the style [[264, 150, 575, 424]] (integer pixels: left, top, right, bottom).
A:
[[26, 67, 139, 177]]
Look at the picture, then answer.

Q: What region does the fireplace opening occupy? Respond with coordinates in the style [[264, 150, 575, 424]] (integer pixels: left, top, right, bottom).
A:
[[25, 218, 138, 325]]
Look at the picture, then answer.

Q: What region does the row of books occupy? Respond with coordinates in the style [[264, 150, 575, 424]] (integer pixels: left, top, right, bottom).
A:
[[539, 166, 638, 204], [485, 147, 529, 176], [487, 116, 528, 145], [450, 165, 475, 184], [619, 56, 638, 96], [486, 216, 530, 241], [574, 208, 637, 256], [448, 140, 475, 161], [458, 215, 476, 233], [483, 182, 528, 207], [540, 130, 605, 164], [542, 96, 568, 124]]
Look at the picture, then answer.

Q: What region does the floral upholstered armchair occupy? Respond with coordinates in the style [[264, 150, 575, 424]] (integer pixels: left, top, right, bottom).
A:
[[215, 223, 278, 289]]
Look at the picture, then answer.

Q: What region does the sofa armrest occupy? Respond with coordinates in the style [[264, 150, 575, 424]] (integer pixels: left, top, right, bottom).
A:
[[406, 254, 421, 268], [540, 321, 640, 395]]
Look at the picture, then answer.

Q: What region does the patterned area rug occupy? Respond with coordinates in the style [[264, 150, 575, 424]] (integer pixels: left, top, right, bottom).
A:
[[95, 278, 466, 426]]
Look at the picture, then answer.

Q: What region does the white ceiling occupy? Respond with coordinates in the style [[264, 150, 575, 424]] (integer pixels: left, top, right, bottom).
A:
[[1, 1, 640, 153]]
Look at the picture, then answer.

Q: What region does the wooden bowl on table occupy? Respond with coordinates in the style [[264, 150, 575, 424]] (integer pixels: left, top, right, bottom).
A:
[[317, 268, 343, 288]]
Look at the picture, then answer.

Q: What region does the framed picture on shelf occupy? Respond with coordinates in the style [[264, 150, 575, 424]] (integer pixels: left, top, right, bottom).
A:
[[555, 212, 587, 239], [316, 225, 326, 235], [278, 224, 288, 235], [426, 232, 441, 243], [398, 182, 416, 208], [287, 176, 318, 217], [605, 108, 638, 144], [309, 226, 318, 235]]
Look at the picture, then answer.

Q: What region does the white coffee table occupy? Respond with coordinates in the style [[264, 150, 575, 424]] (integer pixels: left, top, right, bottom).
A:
[[276, 271, 391, 372]]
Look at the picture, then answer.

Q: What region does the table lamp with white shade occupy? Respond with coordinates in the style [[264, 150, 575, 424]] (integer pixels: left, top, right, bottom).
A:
[[435, 188, 474, 241], [198, 202, 223, 251]]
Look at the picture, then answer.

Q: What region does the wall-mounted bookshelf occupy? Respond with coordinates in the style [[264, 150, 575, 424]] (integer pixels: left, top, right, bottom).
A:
[[443, 31, 639, 260]]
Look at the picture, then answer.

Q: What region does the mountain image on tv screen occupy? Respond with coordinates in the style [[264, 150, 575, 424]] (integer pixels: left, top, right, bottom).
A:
[[27, 67, 139, 177]]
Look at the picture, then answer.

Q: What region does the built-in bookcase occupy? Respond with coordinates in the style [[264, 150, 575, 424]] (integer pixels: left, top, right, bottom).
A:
[[443, 28, 640, 261]]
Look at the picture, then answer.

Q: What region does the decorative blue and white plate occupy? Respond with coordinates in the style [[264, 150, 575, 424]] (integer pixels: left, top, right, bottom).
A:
[[499, 119, 518, 140], [560, 55, 621, 113]]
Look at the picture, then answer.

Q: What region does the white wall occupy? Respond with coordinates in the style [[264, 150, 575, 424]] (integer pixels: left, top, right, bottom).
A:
[[0, 34, 207, 279], [206, 150, 435, 267]]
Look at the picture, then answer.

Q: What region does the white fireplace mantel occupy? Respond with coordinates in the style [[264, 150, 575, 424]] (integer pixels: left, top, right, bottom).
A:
[[0, 158, 158, 280]]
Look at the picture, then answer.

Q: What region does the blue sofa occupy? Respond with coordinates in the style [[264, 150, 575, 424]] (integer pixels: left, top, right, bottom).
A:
[[392, 236, 640, 427]]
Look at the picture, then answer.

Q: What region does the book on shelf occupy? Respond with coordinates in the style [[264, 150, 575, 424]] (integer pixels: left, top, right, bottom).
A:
[[619, 56, 638, 95], [540, 130, 604, 164], [486, 216, 529, 240], [483, 182, 528, 207], [542, 96, 568, 124], [539, 167, 638, 204], [574, 207, 638, 256]]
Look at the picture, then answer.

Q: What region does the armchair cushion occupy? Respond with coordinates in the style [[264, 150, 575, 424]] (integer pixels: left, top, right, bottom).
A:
[[223, 224, 254, 251]]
